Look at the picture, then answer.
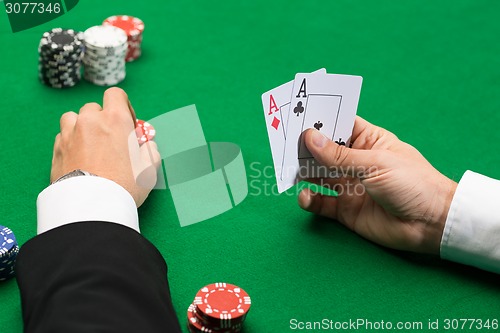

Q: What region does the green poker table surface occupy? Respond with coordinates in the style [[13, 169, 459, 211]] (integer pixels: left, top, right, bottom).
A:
[[1, 0, 500, 331]]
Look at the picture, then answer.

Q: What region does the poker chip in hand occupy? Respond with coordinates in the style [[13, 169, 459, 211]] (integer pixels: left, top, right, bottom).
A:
[[135, 119, 156, 145]]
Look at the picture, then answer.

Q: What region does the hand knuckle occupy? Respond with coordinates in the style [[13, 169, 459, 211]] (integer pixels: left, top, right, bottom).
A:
[[76, 113, 92, 125], [60, 111, 72, 120], [105, 87, 127, 99], [105, 109, 129, 124], [332, 144, 350, 167], [80, 102, 98, 113]]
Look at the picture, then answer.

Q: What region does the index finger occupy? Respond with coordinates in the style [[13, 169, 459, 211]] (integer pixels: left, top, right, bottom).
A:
[[102, 87, 136, 126], [351, 116, 372, 143]]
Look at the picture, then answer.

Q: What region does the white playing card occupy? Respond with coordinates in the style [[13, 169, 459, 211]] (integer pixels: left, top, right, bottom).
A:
[[298, 94, 342, 159], [261, 69, 326, 193], [280, 73, 363, 191]]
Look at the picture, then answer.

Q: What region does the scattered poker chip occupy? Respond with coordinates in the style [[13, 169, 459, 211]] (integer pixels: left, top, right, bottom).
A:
[[38, 28, 84, 89], [187, 304, 214, 333], [135, 119, 156, 144], [83, 25, 128, 86], [187, 303, 243, 332], [194, 283, 251, 324], [103, 15, 145, 62], [188, 283, 251, 332], [0, 226, 16, 254], [0, 226, 18, 282]]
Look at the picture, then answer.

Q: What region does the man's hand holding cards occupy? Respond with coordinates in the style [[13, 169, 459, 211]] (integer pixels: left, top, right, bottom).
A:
[[262, 70, 363, 193]]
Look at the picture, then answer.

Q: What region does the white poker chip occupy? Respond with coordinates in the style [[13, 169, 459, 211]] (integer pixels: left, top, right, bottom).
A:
[[82, 25, 128, 86], [83, 25, 127, 48]]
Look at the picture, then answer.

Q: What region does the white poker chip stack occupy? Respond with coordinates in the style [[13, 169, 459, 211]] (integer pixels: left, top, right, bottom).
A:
[[82, 25, 128, 86]]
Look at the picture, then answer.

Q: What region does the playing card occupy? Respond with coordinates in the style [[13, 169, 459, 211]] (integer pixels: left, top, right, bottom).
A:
[[261, 69, 326, 193], [298, 94, 342, 159], [280, 73, 363, 191]]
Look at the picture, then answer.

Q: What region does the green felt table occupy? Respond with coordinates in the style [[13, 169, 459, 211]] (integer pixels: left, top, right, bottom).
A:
[[1, 0, 500, 332]]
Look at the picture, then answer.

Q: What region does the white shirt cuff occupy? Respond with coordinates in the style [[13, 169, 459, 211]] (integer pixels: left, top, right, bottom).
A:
[[37, 176, 139, 234], [440, 170, 500, 273]]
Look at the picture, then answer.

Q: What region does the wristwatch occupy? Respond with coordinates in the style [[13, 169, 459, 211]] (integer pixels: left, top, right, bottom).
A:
[[51, 169, 97, 184]]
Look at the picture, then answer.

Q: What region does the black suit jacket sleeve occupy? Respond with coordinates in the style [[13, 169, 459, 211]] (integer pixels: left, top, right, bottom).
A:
[[15, 221, 182, 333]]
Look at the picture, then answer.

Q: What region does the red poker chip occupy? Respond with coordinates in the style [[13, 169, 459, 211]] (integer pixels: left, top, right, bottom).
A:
[[195, 309, 247, 329], [187, 303, 215, 333], [103, 15, 144, 62], [135, 119, 156, 144], [194, 283, 251, 326], [192, 304, 243, 331], [103, 15, 144, 37], [187, 304, 241, 333]]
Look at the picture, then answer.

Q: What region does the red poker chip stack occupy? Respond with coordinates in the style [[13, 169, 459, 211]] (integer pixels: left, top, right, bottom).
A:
[[135, 119, 156, 145], [187, 283, 252, 333], [103, 15, 145, 62]]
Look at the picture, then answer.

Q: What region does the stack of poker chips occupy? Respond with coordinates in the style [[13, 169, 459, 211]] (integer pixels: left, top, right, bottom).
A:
[[82, 25, 128, 86], [103, 15, 145, 62], [0, 226, 19, 281], [187, 283, 251, 333], [38, 28, 84, 89], [135, 120, 156, 145]]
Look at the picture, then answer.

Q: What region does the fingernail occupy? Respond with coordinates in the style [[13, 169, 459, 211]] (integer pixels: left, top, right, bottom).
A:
[[298, 190, 312, 210], [311, 129, 328, 148]]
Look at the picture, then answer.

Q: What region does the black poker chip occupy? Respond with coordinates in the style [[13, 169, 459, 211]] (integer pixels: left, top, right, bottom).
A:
[[38, 28, 84, 89]]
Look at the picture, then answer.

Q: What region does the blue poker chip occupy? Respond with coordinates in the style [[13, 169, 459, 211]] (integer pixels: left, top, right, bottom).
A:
[[0, 267, 16, 281], [0, 225, 17, 257], [0, 245, 18, 281], [0, 245, 18, 264], [0, 226, 18, 282]]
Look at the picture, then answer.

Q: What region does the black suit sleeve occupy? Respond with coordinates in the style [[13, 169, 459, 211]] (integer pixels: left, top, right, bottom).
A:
[[15, 221, 182, 333]]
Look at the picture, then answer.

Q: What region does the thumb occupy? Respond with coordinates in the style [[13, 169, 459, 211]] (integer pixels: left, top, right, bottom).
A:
[[304, 129, 383, 177]]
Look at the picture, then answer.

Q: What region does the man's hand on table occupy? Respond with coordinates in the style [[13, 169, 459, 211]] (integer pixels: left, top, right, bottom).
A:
[[50, 87, 161, 207], [298, 116, 457, 255]]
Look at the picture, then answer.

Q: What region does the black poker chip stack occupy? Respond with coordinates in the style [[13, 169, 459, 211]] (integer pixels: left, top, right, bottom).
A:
[[38, 28, 84, 89]]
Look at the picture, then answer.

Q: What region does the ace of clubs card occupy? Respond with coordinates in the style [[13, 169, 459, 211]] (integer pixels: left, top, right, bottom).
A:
[[280, 73, 363, 191]]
